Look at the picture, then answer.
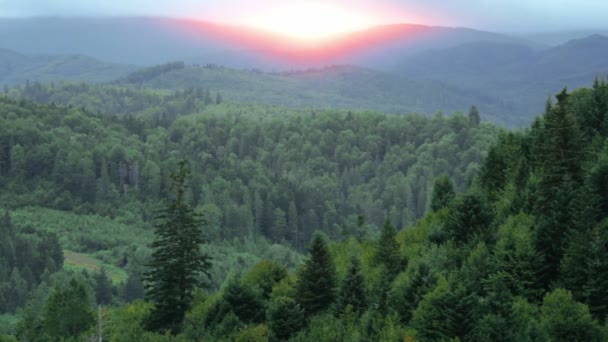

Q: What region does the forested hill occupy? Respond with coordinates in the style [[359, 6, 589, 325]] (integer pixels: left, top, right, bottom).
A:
[[0, 93, 499, 337], [7, 64, 520, 126], [109, 64, 518, 126], [0, 48, 136, 86], [2, 79, 608, 340], [0, 96, 497, 243]]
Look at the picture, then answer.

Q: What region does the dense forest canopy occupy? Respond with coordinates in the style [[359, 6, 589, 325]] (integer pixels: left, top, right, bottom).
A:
[[1, 74, 608, 341]]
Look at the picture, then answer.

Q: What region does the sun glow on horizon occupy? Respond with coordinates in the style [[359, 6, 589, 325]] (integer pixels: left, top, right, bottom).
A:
[[243, 2, 380, 40]]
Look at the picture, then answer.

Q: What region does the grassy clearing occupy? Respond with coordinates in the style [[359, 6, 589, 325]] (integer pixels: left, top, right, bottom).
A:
[[64, 250, 128, 284]]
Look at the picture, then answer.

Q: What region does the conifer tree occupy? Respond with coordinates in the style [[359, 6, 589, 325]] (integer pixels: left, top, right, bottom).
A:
[[335, 256, 367, 315], [391, 261, 437, 323], [223, 278, 265, 324], [430, 175, 455, 212], [539, 289, 604, 341], [144, 160, 212, 333], [42, 278, 95, 339], [374, 219, 405, 279], [533, 90, 586, 284], [295, 232, 337, 317], [468, 105, 481, 127], [444, 192, 493, 246], [94, 268, 113, 305], [267, 296, 305, 340]]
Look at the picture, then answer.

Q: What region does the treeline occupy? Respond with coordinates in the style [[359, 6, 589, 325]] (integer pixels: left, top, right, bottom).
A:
[[0, 95, 497, 248], [115, 61, 186, 85], [7, 81, 222, 126]]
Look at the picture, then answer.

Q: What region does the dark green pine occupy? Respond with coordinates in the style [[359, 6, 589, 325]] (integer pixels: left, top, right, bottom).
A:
[[335, 256, 367, 315], [144, 160, 212, 333], [223, 278, 265, 324], [295, 233, 337, 317], [430, 175, 456, 212], [374, 219, 405, 279]]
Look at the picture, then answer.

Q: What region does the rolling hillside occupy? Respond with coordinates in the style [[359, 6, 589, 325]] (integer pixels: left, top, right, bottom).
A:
[[0, 48, 136, 86]]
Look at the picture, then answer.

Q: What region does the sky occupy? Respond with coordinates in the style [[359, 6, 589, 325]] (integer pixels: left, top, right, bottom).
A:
[[1, 0, 608, 33]]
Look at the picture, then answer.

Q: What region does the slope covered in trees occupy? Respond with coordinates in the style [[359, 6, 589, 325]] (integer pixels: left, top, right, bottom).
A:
[[3, 79, 608, 340], [0, 48, 136, 86], [0, 91, 498, 337], [0, 95, 497, 245]]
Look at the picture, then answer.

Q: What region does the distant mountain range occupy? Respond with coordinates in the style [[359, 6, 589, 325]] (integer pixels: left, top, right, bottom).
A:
[[0, 48, 136, 86], [396, 34, 608, 122], [0, 17, 537, 69], [1, 17, 607, 126]]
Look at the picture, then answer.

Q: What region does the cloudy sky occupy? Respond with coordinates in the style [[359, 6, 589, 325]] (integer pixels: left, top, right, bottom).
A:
[[0, 0, 607, 33]]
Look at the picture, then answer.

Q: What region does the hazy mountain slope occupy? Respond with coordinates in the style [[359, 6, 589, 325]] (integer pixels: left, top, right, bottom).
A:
[[523, 30, 608, 46], [396, 35, 608, 123], [114, 64, 522, 125], [0, 17, 536, 70], [0, 48, 136, 86]]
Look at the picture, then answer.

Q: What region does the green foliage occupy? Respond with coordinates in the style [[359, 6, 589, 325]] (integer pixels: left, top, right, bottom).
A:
[[0, 211, 63, 314], [223, 278, 265, 324], [0, 95, 499, 247], [334, 256, 367, 315], [491, 214, 544, 302], [42, 278, 95, 340], [93, 268, 113, 305], [242, 259, 288, 300], [295, 233, 337, 317], [539, 289, 604, 341], [3, 74, 608, 341], [267, 296, 305, 340], [374, 219, 405, 279], [144, 160, 212, 333], [430, 175, 455, 212], [410, 276, 458, 341], [390, 261, 437, 324], [561, 220, 608, 319], [444, 192, 494, 246]]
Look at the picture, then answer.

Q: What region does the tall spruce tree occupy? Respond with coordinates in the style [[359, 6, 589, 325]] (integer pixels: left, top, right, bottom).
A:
[[42, 278, 95, 339], [374, 219, 405, 279], [430, 175, 455, 212], [445, 192, 494, 246], [534, 89, 586, 285], [94, 268, 113, 305], [469, 105, 481, 127], [335, 256, 367, 315], [295, 232, 337, 317], [144, 160, 212, 333]]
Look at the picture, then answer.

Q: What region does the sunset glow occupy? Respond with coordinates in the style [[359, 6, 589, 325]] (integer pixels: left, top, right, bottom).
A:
[[243, 2, 380, 40]]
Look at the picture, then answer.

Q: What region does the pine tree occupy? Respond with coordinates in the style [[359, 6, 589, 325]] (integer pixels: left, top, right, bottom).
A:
[[271, 208, 287, 242], [94, 268, 113, 305], [267, 296, 305, 340], [335, 256, 367, 315], [468, 105, 481, 127], [539, 289, 604, 341], [144, 160, 212, 333], [561, 222, 608, 320], [391, 261, 437, 324], [492, 214, 544, 302], [445, 192, 494, 246], [122, 273, 145, 302], [430, 175, 455, 212], [374, 219, 405, 279], [295, 233, 337, 317], [42, 278, 95, 339], [223, 278, 265, 324]]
